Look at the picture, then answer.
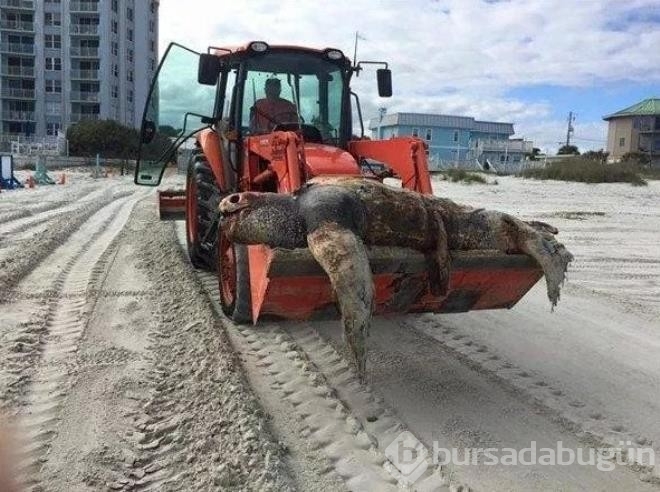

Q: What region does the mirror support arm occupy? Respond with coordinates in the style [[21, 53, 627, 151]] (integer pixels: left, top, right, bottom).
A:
[[351, 91, 364, 138]]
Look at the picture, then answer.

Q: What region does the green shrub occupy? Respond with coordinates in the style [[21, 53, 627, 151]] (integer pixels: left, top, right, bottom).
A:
[[440, 168, 489, 184], [520, 157, 647, 186]]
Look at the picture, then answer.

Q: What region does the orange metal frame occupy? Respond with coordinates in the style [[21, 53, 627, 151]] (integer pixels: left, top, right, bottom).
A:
[[194, 86, 542, 324]]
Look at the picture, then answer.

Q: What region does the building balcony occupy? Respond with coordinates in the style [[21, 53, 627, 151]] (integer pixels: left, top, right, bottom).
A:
[[1, 87, 35, 99], [70, 112, 99, 123], [474, 139, 533, 153], [1, 110, 36, 121], [70, 24, 99, 35], [70, 69, 99, 80], [70, 90, 99, 102], [0, 41, 34, 54], [0, 65, 34, 77], [0, 19, 34, 32], [70, 46, 99, 57], [69, 1, 99, 12], [0, 0, 34, 10]]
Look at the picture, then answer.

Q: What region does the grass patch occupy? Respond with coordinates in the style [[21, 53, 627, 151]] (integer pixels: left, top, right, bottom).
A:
[[520, 158, 647, 186], [639, 167, 660, 180], [439, 169, 490, 185]]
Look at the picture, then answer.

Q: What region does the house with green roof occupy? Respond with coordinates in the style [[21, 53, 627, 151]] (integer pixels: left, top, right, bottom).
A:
[[603, 98, 660, 162]]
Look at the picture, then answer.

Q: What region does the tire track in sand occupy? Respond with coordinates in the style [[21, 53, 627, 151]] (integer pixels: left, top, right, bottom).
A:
[[4, 195, 140, 490], [0, 193, 141, 405], [190, 264, 461, 491], [0, 186, 136, 295], [0, 183, 101, 226], [0, 184, 112, 240]]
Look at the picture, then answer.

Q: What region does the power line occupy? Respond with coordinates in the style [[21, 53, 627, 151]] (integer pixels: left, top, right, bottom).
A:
[[571, 136, 606, 143]]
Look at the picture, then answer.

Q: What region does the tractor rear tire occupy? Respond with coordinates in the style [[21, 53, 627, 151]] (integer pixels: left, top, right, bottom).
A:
[[218, 231, 252, 324], [185, 154, 221, 270]]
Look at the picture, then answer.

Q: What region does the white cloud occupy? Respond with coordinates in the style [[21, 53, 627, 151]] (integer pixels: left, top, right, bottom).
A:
[[158, 0, 660, 152]]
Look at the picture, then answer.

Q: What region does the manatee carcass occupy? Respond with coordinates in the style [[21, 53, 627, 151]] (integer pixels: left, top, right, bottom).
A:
[[219, 178, 573, 378]]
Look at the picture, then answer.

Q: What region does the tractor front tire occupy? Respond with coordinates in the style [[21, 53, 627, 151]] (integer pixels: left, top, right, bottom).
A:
[[185, 155, 220, 270], [218, 231, 252, 324]]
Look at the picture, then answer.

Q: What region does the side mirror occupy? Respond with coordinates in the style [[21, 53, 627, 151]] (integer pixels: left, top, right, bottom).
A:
[[377, 69, 392, 97], [198, 53, 220, 85], [141, 120, 156, 144]]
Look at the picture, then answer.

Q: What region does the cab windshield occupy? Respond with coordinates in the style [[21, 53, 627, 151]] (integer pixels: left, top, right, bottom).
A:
[[241, 51, 345, 145]]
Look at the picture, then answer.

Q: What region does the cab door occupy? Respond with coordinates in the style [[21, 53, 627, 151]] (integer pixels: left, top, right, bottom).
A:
[[135, 43, 216, 186]]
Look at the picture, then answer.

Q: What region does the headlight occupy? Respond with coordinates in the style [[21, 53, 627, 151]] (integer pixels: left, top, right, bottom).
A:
[[326, 49, 344, 60], [250, 41, 269, 52]]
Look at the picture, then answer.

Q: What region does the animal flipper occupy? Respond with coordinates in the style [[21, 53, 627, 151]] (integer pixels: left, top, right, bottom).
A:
[[307, 223, 375, 379], [504, 216, 574, 308]]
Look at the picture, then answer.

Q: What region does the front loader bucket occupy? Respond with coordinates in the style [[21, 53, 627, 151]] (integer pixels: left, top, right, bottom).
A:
[[158, 189, 186, 220], [245, 245, 544, 322]]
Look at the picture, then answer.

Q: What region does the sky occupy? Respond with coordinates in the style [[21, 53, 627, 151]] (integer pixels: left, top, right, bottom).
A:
[[158, 0, 660, 154]]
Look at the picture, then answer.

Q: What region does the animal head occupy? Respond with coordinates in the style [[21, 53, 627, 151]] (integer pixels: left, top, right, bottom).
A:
[[219, 191, 304, 248]]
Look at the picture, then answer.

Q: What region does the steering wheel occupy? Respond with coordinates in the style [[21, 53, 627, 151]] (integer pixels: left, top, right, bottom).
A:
[[251, 106, 304, 130]]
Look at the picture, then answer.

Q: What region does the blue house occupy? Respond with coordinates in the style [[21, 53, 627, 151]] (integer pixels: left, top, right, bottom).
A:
[[369, 112, 533, 172]]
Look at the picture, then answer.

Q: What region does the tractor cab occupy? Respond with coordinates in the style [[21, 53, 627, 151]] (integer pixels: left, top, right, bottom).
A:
[[135, 41, 392, 189]]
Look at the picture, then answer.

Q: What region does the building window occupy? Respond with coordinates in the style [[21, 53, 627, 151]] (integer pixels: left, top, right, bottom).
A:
[[453, 130, 459, 142], [112, 85, 118, 98], [150, 1, 156, 13], [127, 7, 134, 21], [45, 13, 61, 26], [127, 70, 133, 82], [619, 137, 625, 147], [45, 79, 62, 93], [112, 0, 118, 12], [45, 57, 62, 71], [412, 128, 419, 138], [46, 122, 61, 135], [45, 34, 61, 49], [46, 0, 61, 3], [149, 58, 155, 70], [113, 63, 118, 77], [425, 128, 432, 141], [128, 90, 134, 103], [500, 155, 505, 163], [150, 40, 155, 52], [149, 20, 154, 32], [127, 49, 133, 63], [112, 41, 118, 56], [127, 28, 133, 41], [112, 20, 118, 33], [46, 102, 60, 115]]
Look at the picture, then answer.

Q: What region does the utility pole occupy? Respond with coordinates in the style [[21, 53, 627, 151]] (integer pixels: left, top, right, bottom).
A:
[[565, 111, 575, 147]]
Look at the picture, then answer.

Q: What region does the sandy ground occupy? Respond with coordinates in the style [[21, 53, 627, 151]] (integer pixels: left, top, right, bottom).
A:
[[0, 172, 658, 491]]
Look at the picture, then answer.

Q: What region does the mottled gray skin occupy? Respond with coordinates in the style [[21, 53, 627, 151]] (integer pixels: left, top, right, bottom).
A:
[[220, 178, 574, 377]]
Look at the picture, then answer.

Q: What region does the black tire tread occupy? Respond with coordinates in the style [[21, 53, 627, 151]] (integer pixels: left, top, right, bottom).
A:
[[186, 155, 221, 270]]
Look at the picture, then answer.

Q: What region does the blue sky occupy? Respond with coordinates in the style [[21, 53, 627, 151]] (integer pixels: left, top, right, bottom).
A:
[[159, 0, 660, 153], [508, 83, 660, 147]]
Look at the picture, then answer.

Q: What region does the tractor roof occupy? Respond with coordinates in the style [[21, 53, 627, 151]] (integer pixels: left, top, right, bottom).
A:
[[210, 41, 347, 60]]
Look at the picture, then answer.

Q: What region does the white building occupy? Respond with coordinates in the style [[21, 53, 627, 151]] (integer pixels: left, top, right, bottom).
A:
[[0, 0, 158, 145]]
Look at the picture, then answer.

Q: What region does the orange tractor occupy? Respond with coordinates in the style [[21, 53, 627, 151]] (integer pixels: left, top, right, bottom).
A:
[[135, 41, 542, 323]]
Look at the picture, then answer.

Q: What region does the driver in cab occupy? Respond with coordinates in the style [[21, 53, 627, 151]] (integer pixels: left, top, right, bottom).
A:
[[250, 78, 299, 133]]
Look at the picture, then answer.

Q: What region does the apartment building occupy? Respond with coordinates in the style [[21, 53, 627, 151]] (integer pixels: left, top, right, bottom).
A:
[[0, 0, 159, 143], [604, 98, 660, 163]]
